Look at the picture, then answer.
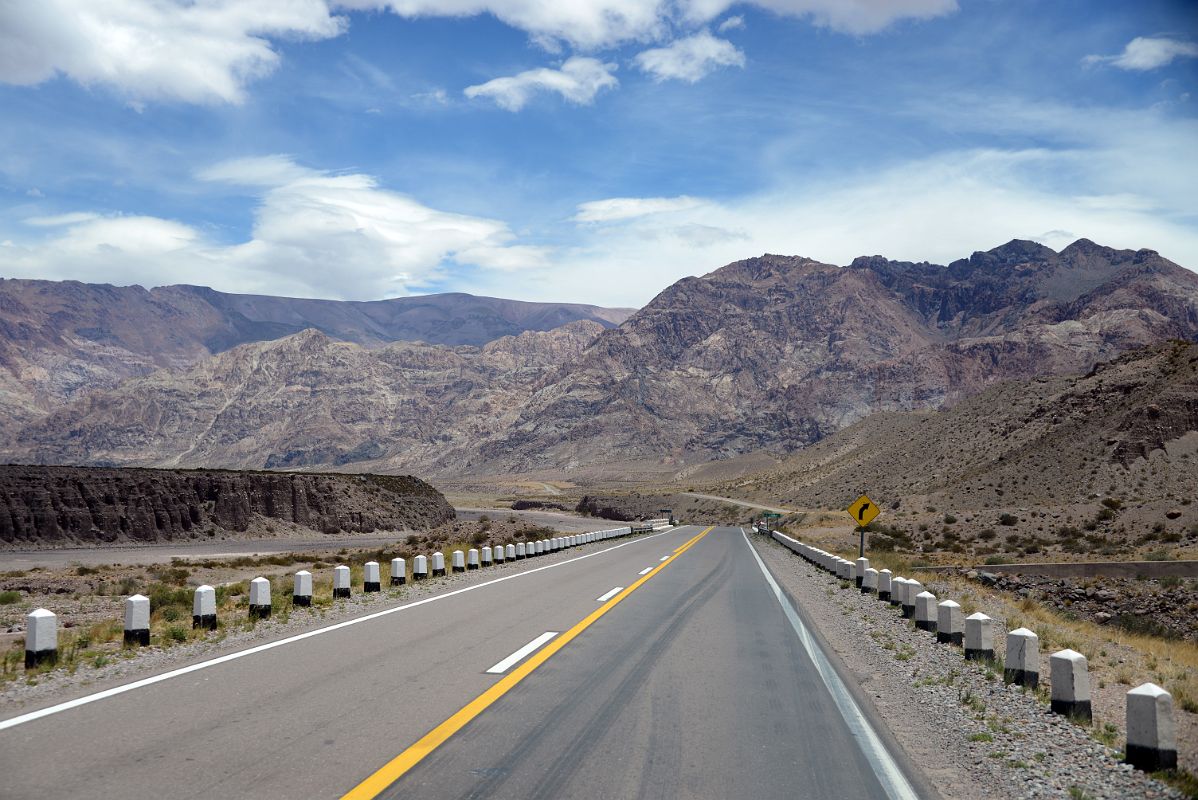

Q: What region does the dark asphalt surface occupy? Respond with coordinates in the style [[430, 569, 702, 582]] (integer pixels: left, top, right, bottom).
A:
[[0, 526, 923, 800]]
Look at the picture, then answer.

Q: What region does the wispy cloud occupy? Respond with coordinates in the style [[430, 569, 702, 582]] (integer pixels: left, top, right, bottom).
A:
[[717, 15, 745, 32], [1084, 36, 1198, 71], [464, 57, 618, 111], [634, 31, 745, 83], [573, 196, 704, 222]]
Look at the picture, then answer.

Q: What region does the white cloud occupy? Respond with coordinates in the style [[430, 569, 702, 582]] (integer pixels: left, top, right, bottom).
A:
[[573, 196, 704, 222], [464, 57, 617, 111], [682, 0, 958, 35], [1084, 36, 1198, 71], [0, 0, 346, 104], [634, 31, 744, 82], [6, 156, 549, 299], [717, 15, 744, 32]]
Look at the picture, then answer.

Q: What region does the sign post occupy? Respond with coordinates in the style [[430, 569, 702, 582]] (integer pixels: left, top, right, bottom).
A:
[[846, 494, 880, 558]]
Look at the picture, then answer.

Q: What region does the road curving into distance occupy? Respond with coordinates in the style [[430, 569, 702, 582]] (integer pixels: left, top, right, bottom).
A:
[[0, 526, 931, 800]]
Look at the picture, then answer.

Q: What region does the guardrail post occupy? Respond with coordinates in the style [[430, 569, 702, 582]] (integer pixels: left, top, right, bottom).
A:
[[432, 552, 446, 577], [467, 549, 480, 570], [25, 608, 58, 668], [505, 544, 516, 561], [481, 546, 493, 566], [901, 580, 923, 619], [877, 569, 892, 602], [123, 594, 150, 646], [862, 568, 878, 595], [452, 550, 466, 573], [413, 554, 429, 579], [390, 558, 406, 586], [1126, 683, 1176, 772], [890, 577, 906, 608], [363, 559, 384, 592], [914, 591, 937, 632], [1004, 628, 1039, 688], [515, 542, 526, 560], [855, 557, 868, 589], [964, 612, 993, 661], [364, 561, 381, 592], [334, 565, 352, 596], [493, 545, 505, 563], [192, 585, 217, 630], [936, 600, 962, 645], [248, 577, 271, 619], [1050, 649, 1092, 722], [293, 570, 313, 606]]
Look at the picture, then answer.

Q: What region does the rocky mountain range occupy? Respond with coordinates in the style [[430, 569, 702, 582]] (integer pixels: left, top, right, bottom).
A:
[[0, 279, 632, 436], [1, 238, 1196, 477]]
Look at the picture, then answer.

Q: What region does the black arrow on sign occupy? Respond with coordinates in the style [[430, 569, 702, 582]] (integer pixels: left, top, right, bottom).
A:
[[857, 503, 871, 521]]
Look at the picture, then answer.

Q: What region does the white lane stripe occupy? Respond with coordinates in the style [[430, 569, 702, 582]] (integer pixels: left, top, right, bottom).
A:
[[595, 586, 623, 602], [741, 529, 920, 800], [485, 631, 558, 674], [638, 567, 653, 575], [0, 525, 688, 732]]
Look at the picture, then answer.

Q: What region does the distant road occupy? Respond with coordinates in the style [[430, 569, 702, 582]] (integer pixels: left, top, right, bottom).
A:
[[682, 491, 794, 515], [1, 509, 611, 570], [0, 527, 925, 799]]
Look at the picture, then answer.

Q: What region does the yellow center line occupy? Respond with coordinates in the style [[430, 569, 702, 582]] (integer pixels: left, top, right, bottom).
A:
[[340, 525, 715, 800]]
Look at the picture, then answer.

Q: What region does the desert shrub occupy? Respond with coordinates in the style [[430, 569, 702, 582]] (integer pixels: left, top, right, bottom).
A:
[[999, 513, 1018, 526], [944, 514, 958, 524], [0, 590, 20, 605], [978, 529, 997, 541], [984, 555, 1011, 566], [1145, 549, 1175, 561], [1101, 498, 1123, 511]]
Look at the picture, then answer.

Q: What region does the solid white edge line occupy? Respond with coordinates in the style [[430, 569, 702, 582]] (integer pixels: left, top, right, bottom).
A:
[[595, 587, 623, 603], [740, 528, 920, 800], [485, 631, 558, 674], [637, 567, 653, 575], [0, 525, 684, 732]]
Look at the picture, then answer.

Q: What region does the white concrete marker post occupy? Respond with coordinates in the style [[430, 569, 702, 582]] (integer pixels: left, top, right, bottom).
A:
[[863, 568, 879, 595], [901, 580, 922, 619], [855, 557, 868, 589], [364, 561, 381, 592], [936, 600, 963, 645], [534, 540, 544, 556], [24, 608, 58, 668], [914, 591, 938, 633], [964, 612, 994, 661], [123, 594, 150, 646], [294, 570, 313, 606], [249, 577, 272, 620], [413, 554, 429, 580], [481, 546, 493, 566], [334, 565, 352, 597], [390, 558, 406, 586], [493, 546, 505, 564], [432, 552, 446, 577], [877, 569, 893, 602], [1004, 628, 1039, 688], [1050, 649, 1092, 722], [1126, 683, 1177, 772], [192, 585, 217, 631], [467, 549, 480, 570], [452, 550, 466, 574], [890, 577, 906, 608], [515, 542, 526, 560], [505, 544, 516, 561]]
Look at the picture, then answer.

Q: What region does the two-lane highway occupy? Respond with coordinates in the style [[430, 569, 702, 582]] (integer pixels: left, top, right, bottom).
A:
[[0, 527, 928, 799]]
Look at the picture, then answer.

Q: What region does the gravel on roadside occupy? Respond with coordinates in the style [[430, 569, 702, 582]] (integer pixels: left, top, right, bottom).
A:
[[751, 533, 1184, 800]]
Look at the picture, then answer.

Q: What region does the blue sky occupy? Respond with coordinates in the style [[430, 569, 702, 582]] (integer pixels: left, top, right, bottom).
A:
[[1, 0, 1196, 307]]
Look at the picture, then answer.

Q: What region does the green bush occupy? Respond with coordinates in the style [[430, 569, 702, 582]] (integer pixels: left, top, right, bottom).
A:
[[0, 590, 20, 605], [998, 513, 1018, 526]]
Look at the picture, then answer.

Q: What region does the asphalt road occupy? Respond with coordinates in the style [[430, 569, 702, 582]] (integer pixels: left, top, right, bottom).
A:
[[0, 526, 925, 800], [1, 508, 611, 569]]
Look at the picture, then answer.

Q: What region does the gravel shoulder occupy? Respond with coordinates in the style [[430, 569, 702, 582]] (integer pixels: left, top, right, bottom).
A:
[[751, 533, 1184, 800]]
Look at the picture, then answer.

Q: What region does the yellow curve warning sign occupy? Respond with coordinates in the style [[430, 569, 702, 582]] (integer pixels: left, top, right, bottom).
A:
[[847, 494, 880, 527]]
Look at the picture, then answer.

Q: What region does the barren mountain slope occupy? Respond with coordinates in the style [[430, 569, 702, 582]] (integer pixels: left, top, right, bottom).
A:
[[5, 322, 606, 471]]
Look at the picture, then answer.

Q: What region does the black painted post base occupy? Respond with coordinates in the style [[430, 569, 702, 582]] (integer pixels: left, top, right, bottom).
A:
[[965, 648, 994, 662], [294, 595, 312, 606], [364, 582, 381, 592], [855, 577, 863, 589], [915, 620, 937, 633], [413, 572, 427, 581], [937, 631, 964, 646], [902, 605, 915, 619], [890, 597, 902, 607], [433, 568, 446, 577], [453, 566, 465, 573], [860, 586, 872, 594], [192, 614, 217, 631], [1003, 668, 1039, 688], [467, 564, 478, 570], [25, 648, 57, 669], [1126, 744, 1177, 772], [879, 591, 891, 602], [515, 554, 525, 560], [1050, 699, 1092, 723], [249, 604, 271, 620], [124, 629, 150, 646], [391, 576, 406, 586], [334, 587, 351, 598]]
